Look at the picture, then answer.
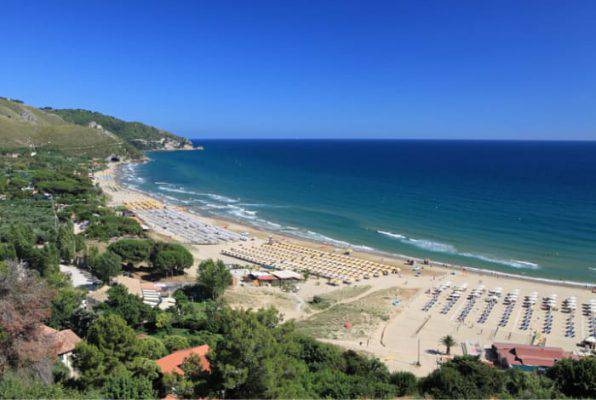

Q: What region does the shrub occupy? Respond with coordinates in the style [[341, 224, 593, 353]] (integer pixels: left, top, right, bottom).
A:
[[546, 356, 596, 398], [390, 371, 418, 396]]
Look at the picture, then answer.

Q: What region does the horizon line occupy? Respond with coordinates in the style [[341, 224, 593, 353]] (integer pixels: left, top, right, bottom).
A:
[[188, 137, 596, 142]]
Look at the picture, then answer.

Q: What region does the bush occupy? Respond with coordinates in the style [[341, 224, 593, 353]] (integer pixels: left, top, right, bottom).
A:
[[101, 371, 155, 400], [546, 356, 596, 398], [390, 371, 418, 396], [0, 243, 17, 260], [419, 356, 504, 399]]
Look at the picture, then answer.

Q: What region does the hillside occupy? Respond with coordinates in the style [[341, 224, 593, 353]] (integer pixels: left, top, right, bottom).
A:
[[0, 97, 137, 159], [45, 108, 193, 151]]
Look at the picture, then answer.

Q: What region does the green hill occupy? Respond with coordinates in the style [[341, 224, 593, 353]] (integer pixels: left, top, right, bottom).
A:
[[0, 97, 136, 158], [44, 108, 193, 151]]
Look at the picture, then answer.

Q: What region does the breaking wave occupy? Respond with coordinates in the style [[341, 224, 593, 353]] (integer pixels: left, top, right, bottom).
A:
[[377, 230, 539, 270]]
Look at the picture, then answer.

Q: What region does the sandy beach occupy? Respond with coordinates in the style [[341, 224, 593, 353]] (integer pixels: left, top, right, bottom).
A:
[[94, 163, 596, 376]]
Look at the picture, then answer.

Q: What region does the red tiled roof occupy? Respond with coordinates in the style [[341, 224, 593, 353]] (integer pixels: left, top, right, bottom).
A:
[[40, 325, 58, 336], [521, 356, 557, 367], [52, 329, 82, 355], [37, 325, 82, 356], [156, 345, 210, 375], [515, 346, 566, 360], [493, 342, 573, 368], [257, 275, 276, 281]]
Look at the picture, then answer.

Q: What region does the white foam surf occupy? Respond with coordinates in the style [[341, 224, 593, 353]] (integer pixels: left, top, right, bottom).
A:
[[225, 205, 258, 220], [157, 185, 200, 196], [377, 230, 539, 270]]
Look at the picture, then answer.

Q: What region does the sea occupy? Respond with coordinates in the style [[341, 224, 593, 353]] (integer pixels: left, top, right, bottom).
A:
[[118, 140, 596, 283]]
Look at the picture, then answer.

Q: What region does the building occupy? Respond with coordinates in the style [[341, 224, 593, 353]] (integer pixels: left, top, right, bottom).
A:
[[492, 342, 576, 371], [156, 345, 211, 376], [270, 270, 304, 281], [38, 325, 82, 376]]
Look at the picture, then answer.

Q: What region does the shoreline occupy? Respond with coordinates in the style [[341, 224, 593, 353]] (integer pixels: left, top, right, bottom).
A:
[[98, 159, 596, 375], [114, 159, 595, 289]]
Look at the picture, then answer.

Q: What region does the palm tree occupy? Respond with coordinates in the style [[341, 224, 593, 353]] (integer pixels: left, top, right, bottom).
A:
[[441, 335, 456, 355]]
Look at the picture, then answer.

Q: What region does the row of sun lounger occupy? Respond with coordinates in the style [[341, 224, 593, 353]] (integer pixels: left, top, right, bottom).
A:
[[519, 307, 534, 331], [498, 303, 515, 327], [457, 297, 477, 322], [440, 296, 458, 315], [424, 283, 596, 337], [563, 314, 575, 338], [422, 293, 440, 311], [132, 206, 245, 244], [222, 241, 400, 284], [477, 298, 497, 324], [124, 199, 164, 210]]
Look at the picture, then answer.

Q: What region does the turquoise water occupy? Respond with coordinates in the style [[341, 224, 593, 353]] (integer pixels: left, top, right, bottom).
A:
[[121, 140, 596, 283]]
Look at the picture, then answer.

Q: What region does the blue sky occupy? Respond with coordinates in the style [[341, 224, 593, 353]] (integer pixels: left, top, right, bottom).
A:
[[2, 0, 595, 139]]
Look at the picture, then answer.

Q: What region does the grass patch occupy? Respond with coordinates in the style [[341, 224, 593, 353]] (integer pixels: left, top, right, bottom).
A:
[[309, 284, 371, 310], [297, 287, 416, 340]]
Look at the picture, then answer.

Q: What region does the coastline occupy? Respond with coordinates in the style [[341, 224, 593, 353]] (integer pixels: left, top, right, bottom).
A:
[[113, 159, 595, 290], [97, 159, 596, 376]]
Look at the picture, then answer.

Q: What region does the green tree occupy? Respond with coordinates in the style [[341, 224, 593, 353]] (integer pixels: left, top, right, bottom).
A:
[[85, 313, 139, 363], [72, 341, 109, 388], [441, 334, 456, 355], [0, 243, 17, 261], [101, 284, 154, 326], [86, 214, 142, 241], [389, 371, 418, 396], [107, 239, 153, 264], [56, 223, 76, 262], [0, 372, 88, 399], [102, 370, 156, 400], [68, 308, 97, 338], [178, 353, 213, 397], [28, 244, 60, 277], [91, 251, 122, 283], [133, 336, 168, 360], [546, 356, 596, 398], [196, 259, 232, 300], [419, 356, 504, 399], [150, 243, 193, 277], [127, 356, 161, 382], [503, 368, 560, 399], [163, 335, 191, 352], [153, 311, 173, 332], [48, 287, 85, 330]]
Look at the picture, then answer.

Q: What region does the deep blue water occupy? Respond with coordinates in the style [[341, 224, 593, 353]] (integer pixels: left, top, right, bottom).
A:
[[121, 140, 596, 283]]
